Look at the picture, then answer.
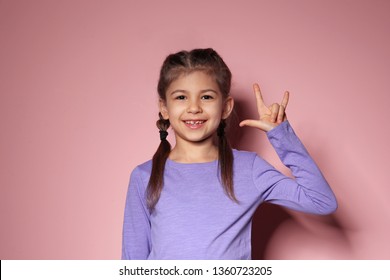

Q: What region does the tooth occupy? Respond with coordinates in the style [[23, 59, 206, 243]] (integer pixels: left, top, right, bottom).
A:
[[185, 120, 204, 124]]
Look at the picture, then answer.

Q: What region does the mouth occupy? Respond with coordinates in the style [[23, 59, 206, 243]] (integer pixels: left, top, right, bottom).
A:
[[183, 120, 206, 129]]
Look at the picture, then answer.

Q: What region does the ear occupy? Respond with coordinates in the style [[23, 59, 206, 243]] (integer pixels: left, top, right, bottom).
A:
[[159, 99, 169, 120], [222, 96, 234, 119]]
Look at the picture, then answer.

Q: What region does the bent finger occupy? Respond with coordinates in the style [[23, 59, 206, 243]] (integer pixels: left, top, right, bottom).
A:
[[270, 103, 279, 123], [277, 105, 286, 124]]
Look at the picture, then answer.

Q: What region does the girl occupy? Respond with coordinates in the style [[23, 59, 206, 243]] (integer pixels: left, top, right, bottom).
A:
[[122, 48, 337, 260]]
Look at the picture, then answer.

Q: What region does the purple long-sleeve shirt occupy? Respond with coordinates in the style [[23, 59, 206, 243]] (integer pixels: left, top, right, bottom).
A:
[[122, 121, 337, 259]]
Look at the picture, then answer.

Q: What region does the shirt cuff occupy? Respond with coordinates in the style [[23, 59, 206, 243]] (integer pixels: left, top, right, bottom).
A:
[[266, 120, 292, 140]]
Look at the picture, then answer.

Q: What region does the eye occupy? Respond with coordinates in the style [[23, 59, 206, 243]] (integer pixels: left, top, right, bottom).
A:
[[201, 95, 214, 100], [175, 95, 186, 100]]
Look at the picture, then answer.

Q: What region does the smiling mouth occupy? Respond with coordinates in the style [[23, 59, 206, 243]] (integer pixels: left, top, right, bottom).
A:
[[184, 120, 206, 125], [183, 120, 206, 129]]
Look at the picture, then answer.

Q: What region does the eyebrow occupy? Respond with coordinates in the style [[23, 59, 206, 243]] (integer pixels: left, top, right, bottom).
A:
[[169, 89, 219, 95]]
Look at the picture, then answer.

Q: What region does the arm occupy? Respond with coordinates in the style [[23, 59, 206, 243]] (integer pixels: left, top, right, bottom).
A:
[[122, 167, 151, 259], [254, 120, 337, 214], [241, 84, 337, 214]]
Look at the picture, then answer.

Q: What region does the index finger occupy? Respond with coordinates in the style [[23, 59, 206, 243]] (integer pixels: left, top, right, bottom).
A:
[[253, 83, 267, 110], [281, 91, 289, 109]]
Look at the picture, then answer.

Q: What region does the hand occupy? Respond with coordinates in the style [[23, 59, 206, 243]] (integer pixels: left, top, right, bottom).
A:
[[239, 83, 289, 132]]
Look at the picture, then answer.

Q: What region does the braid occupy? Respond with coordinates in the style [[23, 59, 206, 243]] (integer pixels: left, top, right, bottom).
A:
[[147, 113, 171, 210], [217, 120, 237, 203], [151, 48, 236, 208]]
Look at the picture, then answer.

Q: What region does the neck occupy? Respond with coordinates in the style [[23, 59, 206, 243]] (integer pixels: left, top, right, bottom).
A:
[[169, 137, 218, 163]]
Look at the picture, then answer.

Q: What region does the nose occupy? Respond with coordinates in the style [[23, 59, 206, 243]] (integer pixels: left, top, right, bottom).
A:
[[187, 98, 202, 114]]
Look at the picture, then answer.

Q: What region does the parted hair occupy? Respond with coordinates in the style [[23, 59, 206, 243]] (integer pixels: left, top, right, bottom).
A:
[[147, 48, 237, 210]]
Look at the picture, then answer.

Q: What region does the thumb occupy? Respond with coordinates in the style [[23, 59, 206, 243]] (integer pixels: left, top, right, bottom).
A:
[[239, 119, 272, 132]]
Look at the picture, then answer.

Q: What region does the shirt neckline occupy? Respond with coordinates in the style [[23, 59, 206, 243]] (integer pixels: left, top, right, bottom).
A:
[[166, 158, 218, 169]]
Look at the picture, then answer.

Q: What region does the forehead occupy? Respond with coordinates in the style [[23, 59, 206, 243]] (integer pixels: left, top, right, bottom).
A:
[[167, 71, 219, 92]]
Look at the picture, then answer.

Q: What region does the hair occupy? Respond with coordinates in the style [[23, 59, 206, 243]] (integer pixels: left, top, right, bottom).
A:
[[147, 48, 237, 210]]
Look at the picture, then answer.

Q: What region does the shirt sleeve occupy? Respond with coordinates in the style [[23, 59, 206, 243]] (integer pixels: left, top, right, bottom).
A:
[[121, 167, 151, 259], [253, 120, 338, 215]]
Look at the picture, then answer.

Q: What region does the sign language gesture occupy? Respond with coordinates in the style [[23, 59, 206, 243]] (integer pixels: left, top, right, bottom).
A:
[[239, 83, 290, 132]]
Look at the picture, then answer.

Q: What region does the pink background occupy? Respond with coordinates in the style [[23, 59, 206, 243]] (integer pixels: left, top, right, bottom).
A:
[[1, 0, 389, 259]]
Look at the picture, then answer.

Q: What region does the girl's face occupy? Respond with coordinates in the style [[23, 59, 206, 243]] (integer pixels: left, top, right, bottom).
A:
[[159, 71, 233, 145]]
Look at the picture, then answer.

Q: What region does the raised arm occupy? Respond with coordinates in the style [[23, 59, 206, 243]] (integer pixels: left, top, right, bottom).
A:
[[241, 84, 337, 214]]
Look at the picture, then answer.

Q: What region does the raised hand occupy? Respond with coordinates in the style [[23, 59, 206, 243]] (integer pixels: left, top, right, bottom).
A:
[[239, 83, 289, 132]]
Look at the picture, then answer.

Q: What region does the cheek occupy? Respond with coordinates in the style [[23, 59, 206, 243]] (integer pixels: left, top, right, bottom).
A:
[[165, 105, 184, 120], [209, 103, 224, 118]]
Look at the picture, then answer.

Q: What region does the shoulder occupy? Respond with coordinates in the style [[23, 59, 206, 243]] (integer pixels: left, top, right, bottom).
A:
[[232, 149, 257, 168], [232, 149, 271, 170], [233, 149, 256, 159], [129, 159, 153, 190], [134, 159, 153, 175]]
